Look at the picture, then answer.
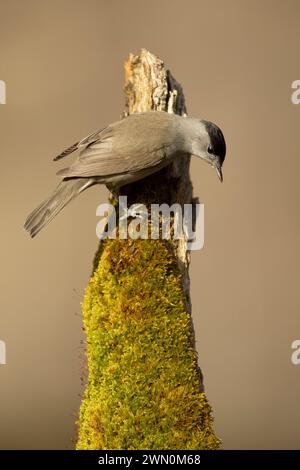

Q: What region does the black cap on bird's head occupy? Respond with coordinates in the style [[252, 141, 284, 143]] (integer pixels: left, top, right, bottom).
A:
[[201, 120, 226, 182]]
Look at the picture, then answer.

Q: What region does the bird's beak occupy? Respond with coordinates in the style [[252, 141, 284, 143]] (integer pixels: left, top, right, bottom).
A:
[[215, 164, 223, 182]]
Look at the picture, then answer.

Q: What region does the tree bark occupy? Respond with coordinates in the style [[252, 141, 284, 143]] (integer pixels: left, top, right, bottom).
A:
[[76, 49, 220, 450]]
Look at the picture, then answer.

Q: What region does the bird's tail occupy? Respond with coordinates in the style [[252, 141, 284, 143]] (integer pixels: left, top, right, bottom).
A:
[[24, 178, 96, 238]]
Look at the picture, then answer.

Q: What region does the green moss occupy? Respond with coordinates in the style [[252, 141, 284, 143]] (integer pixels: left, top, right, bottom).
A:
[[77, 238, 220, 450]]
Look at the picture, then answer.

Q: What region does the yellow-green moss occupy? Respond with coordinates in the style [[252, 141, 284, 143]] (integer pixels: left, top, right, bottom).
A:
[[77, 238, 220, 450]]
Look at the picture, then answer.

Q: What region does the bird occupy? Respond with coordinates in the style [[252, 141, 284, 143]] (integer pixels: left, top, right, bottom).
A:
[[24, 111, 226, 238]]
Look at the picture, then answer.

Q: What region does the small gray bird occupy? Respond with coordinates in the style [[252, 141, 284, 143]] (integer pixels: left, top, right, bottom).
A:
[[24, 111, 226, 237]]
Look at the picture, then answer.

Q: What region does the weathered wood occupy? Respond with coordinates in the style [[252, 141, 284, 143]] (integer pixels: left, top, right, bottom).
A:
[[122, 49, 197, 310]]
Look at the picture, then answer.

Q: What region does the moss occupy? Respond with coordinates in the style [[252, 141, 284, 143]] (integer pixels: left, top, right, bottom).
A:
[[77, 238, 220, 450]]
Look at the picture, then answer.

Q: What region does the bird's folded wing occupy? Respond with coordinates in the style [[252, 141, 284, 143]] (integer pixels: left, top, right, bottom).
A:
[[57, 148, 166, 178], [53, 127, 105, 162], [57, 132, 166, 178], [56, 113, 175, 178]]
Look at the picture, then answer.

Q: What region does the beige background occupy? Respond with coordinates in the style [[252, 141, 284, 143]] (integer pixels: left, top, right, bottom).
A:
[[0, 0, 299, 449]]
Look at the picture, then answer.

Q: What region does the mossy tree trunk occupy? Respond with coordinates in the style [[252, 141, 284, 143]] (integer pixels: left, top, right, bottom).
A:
[[76, 49, 220, 450]]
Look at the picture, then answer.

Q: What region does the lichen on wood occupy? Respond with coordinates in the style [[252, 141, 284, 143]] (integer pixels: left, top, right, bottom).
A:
[[76, 49, 220, 450]]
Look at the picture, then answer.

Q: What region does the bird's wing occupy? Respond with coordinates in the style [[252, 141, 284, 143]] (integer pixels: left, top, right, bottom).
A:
[[53, 141, 80, 161], [57, 119, 168, 179], [53, 128, 105, 162], [57, 147, 166, 178]]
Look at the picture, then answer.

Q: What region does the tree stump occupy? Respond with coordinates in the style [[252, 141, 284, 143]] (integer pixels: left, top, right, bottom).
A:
[[76, 49, 220, 450]]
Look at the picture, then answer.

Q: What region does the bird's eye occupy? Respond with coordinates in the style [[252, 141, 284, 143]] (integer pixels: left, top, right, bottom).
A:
[[207, 146, 213, 154]]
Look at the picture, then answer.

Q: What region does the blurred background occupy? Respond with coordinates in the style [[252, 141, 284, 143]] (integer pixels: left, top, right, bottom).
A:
[[0, 0, 299, 449]]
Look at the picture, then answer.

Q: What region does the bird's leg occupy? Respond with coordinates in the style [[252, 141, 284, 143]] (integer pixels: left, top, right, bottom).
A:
[[119, 203, 148, 221], [108, 187, 120, 203]]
